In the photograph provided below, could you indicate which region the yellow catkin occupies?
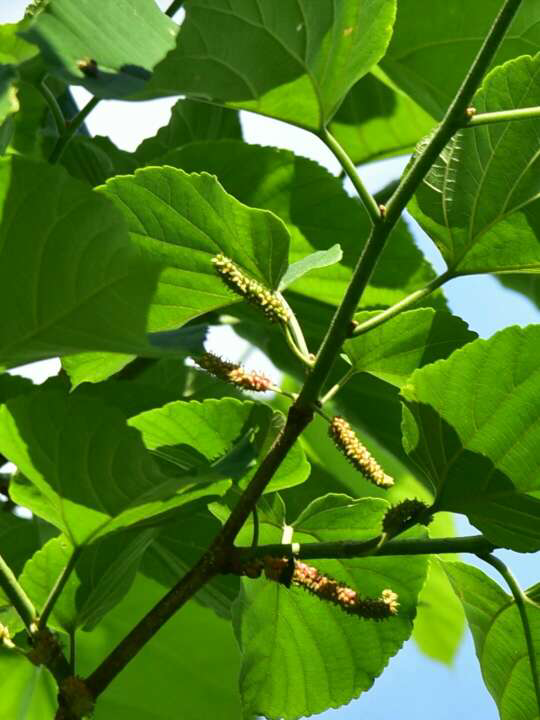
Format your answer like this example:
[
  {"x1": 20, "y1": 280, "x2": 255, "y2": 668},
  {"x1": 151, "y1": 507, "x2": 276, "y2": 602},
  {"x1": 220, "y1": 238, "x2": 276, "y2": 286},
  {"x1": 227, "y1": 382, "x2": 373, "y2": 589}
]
[
  {"x1": 329, "y1": 416, "x2": 393, "y2": 488},
  {"x1": 212, "y1": 254, "x2": 290, "y2": 323},
  {"x1": 195, "y1": 352, "x2": 273, "y2": 392}
]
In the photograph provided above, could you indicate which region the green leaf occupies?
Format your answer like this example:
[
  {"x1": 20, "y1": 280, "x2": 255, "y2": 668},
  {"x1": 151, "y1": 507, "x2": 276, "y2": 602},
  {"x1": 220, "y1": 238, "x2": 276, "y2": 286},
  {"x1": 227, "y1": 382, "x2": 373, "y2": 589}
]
[
  {"x1": 146, "y1": 0, "x2": 397, "y2": 129},
  {"x1": 344, "y1": 308, "x2": 477, "y2": 387},
  {"x1": 77, "y1": 576, "x2": 243, "y2": 720},
  {"x1": 411, "y1": 512, "x2": 464, "y2": 665},
  {"x1": 402, "y1": 325, "x2": 540, "y2": 551},
  {"x1": 62, "y1": 324, "x2": 206, "y2": 387},
  {"x1": 0, "y1": 156, "x2": 160, "y2": 367},
  {"x1": 77, "y1": 358, "x2": 189, "y2": 418},
  {"x1": 0, "y1": 389, "x2": 230, "y2": 545},
  {"x1": 0, "y1": 23, "x2": 38, "y2": 65},
  {"x1": 129, "y1": 398, "x2": 257, "y2": 469},
  {"x1": 101, "y1": 166, "x2": 290, "y2": 332},
  {"x1": 54, "y1": 135, "x2": 116, "y2": 186},
  {"x1": 381, "y1": 0, "x2": 540, "y2": 118},
  {"x1": 278, "y1": 244, "x2": 342, "y2": 291},
  {"x1": 443, "y1": 560, "x2": 540, "y2": 720},
  {"x1": 239, "y1": 408, "x2": 310, "y2": 494},
  {"x1": 157, "y1": 140, "x2": 442, "y2": 310},
  {"x1": 135, "y1": 98, "x2": 241, "y2": 165},
  {"x1": 141, "y1": 502, "x2": 239, "y2": 619},
  {"x1": 0, "y1": 514, "x2": 43, "y2": 606},
  {"x1": 329, "y1": 69, "x2": 434, "y2": 165},
  {"x1": 0, "y1": 650, "x2": 57, "y2": 719},
  {"x1": 497, "y1": 274, "x2": 540, "y2": 310},
  {"x1": 21, "y1": 0, "x2": 178, "y2": 98},
  {"x1": 19, "y1": 529, "x2": 154, "y2": 632},
  {"x1": 410, "y1": 53, "x2": 540, "y2": 275},
  {"x1": 1, "y1": 575, "x2": 243, "y2": 720},
  {"x1": 233, "y1": 495, "x2": 428, "y2": 719},
  {"x1": 0, "y1": 65, "x2": 18, "y2": 124},
  {"x1": 130, "y1": 399, "x2": 308, "y2": 493},
  {"x1": 62, "y1": 353, "x2": 135, "y2": 388}
]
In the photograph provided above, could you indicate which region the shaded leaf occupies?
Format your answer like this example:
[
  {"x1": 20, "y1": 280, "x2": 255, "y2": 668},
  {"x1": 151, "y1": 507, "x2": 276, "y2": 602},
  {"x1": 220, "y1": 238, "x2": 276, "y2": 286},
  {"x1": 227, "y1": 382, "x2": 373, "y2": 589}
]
[
  {"x1": 22, "y1": 0, "x2": 178, "y2": 98},
  {"x1": 0, "y1": 389, "x2": 230, "y2": 545},
  {"x1": 101, "y1": 166, "x2": 290, "y2": 332},
  {"x1": 381, "y1": 0, "x2": 540, "y2": 118},
  {"x1": 130, "y1": 399, "x2": 308, "y2": 494},
  {"x1": 402, "y1": 325, "x2": 540, "y2": 551},
  {"x1": 344, "y1": 308, "x2": 476, "y2": 387},
  {"x1": 19, "y1": 529, "x2": 155, "y2": 632},
  {"x1": 233, "y1": 494, "x2": 428, "y2": 719},
  {"x1": 329, "y1": 69, "x2": 434, "y2": 164},
  {"x1": 77, "y1": 576, "x2": 243, "y2": 720},
  {"x1": 63, "y1": 324, "x2": 206, "y2": 387},
  {"x1": 410, "y1": 53, "x2": 540, "y2": 275},
  {"x1": 135, "y1": 98, "x2": 241, "y2": 164},
  {"x1": 146, "y1": 0, "x2": 397, "y2": 129},
  {"x1": 158, "y1": 140, "x2": 443, "y2": 310},
  {"x1": 0, "y1": 157, "x2": 160, "y2": 367},
  {"x1": 444, "y1": 560, "x2": 540, "y2": 720},
  {"x1": 1, "y1": 576, "x2": 243, "y2": 720},
  {"x1": 412, "y1": 512, "x2": 464, "y2": 665},
  {"x1": 0, "y1": 514, "x2": 42, "y2": 606},
  {"x1": 141, "y1": 501, "x2": 239, "y2": 619},
  {"x1": 77, "y1": 358, "x2": 189, "y2": 418}
]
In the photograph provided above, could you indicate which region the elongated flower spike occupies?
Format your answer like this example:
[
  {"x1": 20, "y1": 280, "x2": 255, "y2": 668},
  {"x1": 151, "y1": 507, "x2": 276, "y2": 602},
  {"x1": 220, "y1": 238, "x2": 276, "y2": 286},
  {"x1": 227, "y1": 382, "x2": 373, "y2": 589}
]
[
  {"x1": 270, "y1": 559, "x2": 399, "y2": 620},
  {"x1": 212, "y1": 254, "x2": 290, "y2": 323},
  {"x1": 329, "y1": 416, "x2": 394, "y2": 488},
  {"x1": 195, "y1": 352, "x2": 274, "y2": 392}
]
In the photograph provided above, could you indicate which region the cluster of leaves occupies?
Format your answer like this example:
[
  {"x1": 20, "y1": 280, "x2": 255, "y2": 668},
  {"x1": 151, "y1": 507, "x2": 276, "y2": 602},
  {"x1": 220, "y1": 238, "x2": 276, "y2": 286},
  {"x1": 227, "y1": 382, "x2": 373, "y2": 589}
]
[{"x1": 1, "y1": 1, "x2": 540, "y2": 719}]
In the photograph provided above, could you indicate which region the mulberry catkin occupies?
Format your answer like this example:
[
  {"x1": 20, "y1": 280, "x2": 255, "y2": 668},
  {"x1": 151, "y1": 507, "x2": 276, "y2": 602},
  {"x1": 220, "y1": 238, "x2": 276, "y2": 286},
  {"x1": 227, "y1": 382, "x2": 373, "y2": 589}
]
[
  {"x1": 382, "y1": 499, "x2": 432, "y2": 536},
  {"x1": 329, "y1": 416, "x2": 393, "y2": 488},
  {"x1": 195, "y1": 352, "x2": 274, "y2": 392},
  {"x1": 212, "y1": 254, "x2": 290, "y2": 323},
  {"x1": 290, "y1": 560, "x2": 399, "y2": 620}
]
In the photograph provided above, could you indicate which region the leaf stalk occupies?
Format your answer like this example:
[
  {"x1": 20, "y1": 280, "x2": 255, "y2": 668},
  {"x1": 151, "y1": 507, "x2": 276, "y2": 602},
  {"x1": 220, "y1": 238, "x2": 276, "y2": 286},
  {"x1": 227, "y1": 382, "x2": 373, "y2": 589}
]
[{"x1": 479, "y1": 553, "x2": 540, "y2": 716}]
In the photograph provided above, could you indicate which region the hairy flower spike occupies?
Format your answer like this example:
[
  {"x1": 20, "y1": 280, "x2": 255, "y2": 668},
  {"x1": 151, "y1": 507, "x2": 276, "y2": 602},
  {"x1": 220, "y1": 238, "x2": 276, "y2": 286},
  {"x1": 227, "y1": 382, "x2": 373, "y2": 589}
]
[
  {"x1": 264, "y1": 556, "x2": 295, "y2": 587},
  {"x1": 291, "y1": 561, "x2": 399, "y2": 620},
  {"x1": 212, "y1": 254, "x2": 290, "y2": 323},
  {"x1": 195, "y1": 352, "x2": 273, "y2": 392},
  {"x1": 329, "y1": 417, "x2": 393, "y2": 488},
  {"x1": 383, "y1": 499, "x2": 433, "y2": 536}
]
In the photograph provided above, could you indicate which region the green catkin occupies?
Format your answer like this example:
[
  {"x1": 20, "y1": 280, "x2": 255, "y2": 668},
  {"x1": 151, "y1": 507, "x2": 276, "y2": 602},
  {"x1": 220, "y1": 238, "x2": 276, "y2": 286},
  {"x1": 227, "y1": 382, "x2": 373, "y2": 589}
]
[
  {"x1": 329, "y1": 416, "x2": 394, "y2": 488},
  {"x1": 382, "y1": 499, "x2": 433, "y2": 536},
  {"x1": 195, "y1": 352, "x2": 274, "y2": 392},
  {"x1": 212, "y1": 254, "x2": 290, "y2": 323}
]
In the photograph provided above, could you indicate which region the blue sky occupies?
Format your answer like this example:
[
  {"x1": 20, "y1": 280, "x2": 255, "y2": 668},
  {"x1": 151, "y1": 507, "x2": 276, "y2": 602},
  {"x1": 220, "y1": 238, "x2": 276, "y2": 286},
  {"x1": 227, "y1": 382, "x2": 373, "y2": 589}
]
[{"x1": 4, "y1": 2, "x2": 540, "y2": 718}]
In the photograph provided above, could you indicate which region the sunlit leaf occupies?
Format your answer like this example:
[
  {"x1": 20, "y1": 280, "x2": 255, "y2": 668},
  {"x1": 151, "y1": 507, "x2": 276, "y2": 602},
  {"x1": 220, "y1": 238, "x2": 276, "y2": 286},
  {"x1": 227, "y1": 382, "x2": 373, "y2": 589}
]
[
  {"x1": 402, "y1": 325, "x2": 540, "y2": 551},
  {"x1": 146, "y1": 0, "x2": 397, "y2": 129}
]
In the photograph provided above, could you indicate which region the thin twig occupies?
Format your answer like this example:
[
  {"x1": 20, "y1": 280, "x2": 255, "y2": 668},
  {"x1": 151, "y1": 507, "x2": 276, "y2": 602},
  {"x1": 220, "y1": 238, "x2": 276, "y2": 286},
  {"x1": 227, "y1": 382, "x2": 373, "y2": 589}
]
[
  {"x1": 0, "y1": 553, "x2": 36, "y2": 631},
  {"x1": 466, "y1": 105, "x2": 540, "y2": 127},
  {"x1": 39, "y1": 546, "x2": 82, "y2": 630},
  {"x1": 232, "y1": 534, "x2": 497, "y2": 563},
  {"x1": 39, "y1": 77, "x2": 66, "y2": 135},
  {"x1": 321, "y1": 128, "x2": 382, "y2": 225},
  {"x1": 479, "y1": 553, "x2": 540, "y2": 716},
  {"x1": 320, "y1": 366, "x2": 357, "y2": 405},
  {"x1": 49, "y1": 96, "x2": 100, "y2": 164},
  {"x1": 351, "y1": 271, "x2": 453, "y2": 337}
]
